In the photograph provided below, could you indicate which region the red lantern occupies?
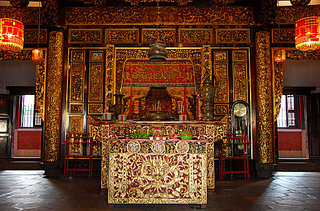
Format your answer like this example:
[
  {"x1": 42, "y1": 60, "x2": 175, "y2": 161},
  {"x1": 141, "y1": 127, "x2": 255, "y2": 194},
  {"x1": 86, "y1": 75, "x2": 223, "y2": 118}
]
[
  {"x1": 274, "y1": 49, "x2": 286, "y2": 63},
  {"x1": 0, "y1": 18, "x2": 24, "y2": 52},
  {"x1": 295, "y1": 16, "x2": 320, "y2": 51},
  {"x1": 32, "y1": 49, "x2": 44, "y2": 63}
]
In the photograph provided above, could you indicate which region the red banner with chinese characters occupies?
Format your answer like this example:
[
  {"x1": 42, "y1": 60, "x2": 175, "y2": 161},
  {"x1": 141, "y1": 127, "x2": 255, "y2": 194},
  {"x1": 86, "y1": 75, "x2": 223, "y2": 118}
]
[{"x1": 123, "y1": 59, "x2": 195, "y2": 87}]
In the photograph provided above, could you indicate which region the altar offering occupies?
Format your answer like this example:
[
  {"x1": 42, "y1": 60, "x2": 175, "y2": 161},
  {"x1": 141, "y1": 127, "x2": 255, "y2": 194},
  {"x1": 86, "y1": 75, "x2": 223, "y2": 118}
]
[
  {"x1": 118, "y1": 114, "x2": 126, "y2": 121},
  {"x1": 179, "y1": 114, "x2": 187, "y2": 121},
  {"x1": 180, "y1": 129, "x2": 193, "y2": 140},
  {"x1": 103, "y1": 112, "x2": 113, "y2": 120}
]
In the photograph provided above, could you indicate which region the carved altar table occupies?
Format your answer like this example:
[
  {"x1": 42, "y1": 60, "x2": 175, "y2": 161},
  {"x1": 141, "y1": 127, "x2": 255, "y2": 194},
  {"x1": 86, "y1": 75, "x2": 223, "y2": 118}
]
[
  {"x1": 108, "y1": 139, "x2": 207, "y2": 205},
  {"x1": 88, "y1": 119, "x2": 227, "y2": 193}
]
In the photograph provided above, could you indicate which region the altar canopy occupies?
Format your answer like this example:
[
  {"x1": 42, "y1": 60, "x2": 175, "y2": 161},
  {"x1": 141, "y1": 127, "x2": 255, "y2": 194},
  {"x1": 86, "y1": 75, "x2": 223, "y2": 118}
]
[{"x1": 122, "y1": 59, "x2": 195, "y2": 87}]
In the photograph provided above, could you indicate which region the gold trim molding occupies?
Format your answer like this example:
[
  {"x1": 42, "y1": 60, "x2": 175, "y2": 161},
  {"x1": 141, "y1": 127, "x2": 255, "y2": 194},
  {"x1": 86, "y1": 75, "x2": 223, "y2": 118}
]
[{"x1": 66, "y1": 6, "x2": 254, "y2": 26}]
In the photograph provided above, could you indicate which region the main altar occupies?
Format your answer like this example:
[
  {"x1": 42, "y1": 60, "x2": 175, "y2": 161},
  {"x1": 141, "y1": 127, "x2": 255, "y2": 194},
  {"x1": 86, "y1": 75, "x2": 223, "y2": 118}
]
[{"x1": 88, "y1": 119, "x2": 227, "y2": 205}]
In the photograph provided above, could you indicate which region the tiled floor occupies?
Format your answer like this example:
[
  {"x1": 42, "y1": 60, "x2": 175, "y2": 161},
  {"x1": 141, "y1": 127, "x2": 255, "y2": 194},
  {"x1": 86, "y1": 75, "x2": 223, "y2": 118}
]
[{"x1": 0, "y1": 170, "x2": 319, "y2": 210}]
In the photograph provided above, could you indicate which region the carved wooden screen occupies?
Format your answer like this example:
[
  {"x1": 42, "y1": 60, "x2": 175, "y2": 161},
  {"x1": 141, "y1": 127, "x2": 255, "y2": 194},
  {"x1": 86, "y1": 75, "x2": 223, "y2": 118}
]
[{"x1": 212, "y1": 49, "x2": 250, "y2": 116}]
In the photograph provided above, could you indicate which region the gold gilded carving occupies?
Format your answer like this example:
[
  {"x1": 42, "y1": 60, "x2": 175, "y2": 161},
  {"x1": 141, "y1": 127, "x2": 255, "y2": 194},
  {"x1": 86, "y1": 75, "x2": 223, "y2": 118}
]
[
  {"x1": 68, "y1": 29, "x2": 103, "y2": 44},
  {"x1": 175, "y1": 141, "x2": 190, "y2": 153},
  {"x1": 285, "y1": 48, "x2": 320, "y2": 60},
  {"x1": 274, "y1": 62, "x2": 283, "y2": 121},
  {"x1": 232, "y1": 50, "x2": 247, "y2": 62},
  {"x1": 35, "y1": 56, "x2": 46, "y2": 121},
  {"x1": 70, "y1": 63, "x2": 85, "y2": 102},
  {"x1": 115, "y1": 48, "x2": 203, "y2": 93},
  {"x1": 89, "y1": 121, "x2": 226, "y2": 190},
  {"x1": 276, "y1": 6, "x2": 320, "y2": 25},
  {"x1": 123, "y1": 0, "x2": 192, "y2": 6},
  {"x1": 89, "y1": 50, "x2": 103, "y2": 62},
  {"x1": 105, "y1": 45, "x2": 115, "y2": 110},
  {"x1": 88, "y1": 104, "x2": 103, "y2": 115},
  {"x1": 179, "y1": 28, "x2": 213, "y2": 45},
  {"x1": 71, "y1": 50, "x2": 85, "y2": 63},
  {"x1": 142, "y1": 28, "x2": 176, "y2": 44},
  {"x1": 0, "y1": 7, "x2": 44, "y2": 25},
  {"x1": 232, "y1": 50, "x2": 248, "y2": 102},
  {"x1": 255, "y1": 31, "x2": 274, "y2": 164},
  {"x1": 66, "y1": 6, "x2": 254, "y2": 25},
  {"x1": 214, "y1": 104, "x2": 229, "y2": 115},
  {"x1": 106, "y1": 29, "x2": 139, "y2": 45},
  {"x1": 271, "y1": 28, "x2": 295, "y2": 44},
  {"x1": 44, "y1": 31, "x2": 64, "y2": 162},
  {"x1": 214, "y1": 50, "x2": 228, "y2": 62},
  {"x1": 108, "y1": 140, "x2": 207, "y2": 204},
  {"x1": 214, "y1": 51, "x2": 229, "y2": 103},
  {"x1": 24, "y1": 29, "x2": 47, "y2": 44},
  {"x1": 151, "y1": 141, "x2": 166, "y2": 153},
  {"x1": 216, "y1": 29, "x2": 250, "y2": 44},
  {"x1": 89, "y1": 63, "x2": 104, "y2": 102},
  {"x1": 68, "y1": 116, "x2": 84, "y2": 155},
  {"x1": 70, "y1": 103, "x2": 84, "y2": 115},
  {"x1": 127, "y1": 140, "x2": 141, "y2": 153}
]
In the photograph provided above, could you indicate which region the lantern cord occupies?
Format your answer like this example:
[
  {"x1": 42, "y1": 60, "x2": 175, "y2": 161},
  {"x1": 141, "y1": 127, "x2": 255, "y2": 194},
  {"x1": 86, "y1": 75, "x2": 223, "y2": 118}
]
[{"x1": 37, "y1": 1, "x2": 41, "y2": 48}]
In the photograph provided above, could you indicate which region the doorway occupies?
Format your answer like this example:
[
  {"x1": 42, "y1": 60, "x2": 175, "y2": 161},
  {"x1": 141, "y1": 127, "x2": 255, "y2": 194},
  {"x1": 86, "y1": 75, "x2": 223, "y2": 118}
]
[
  {"x1": 276, "y1": 93, "x2": 307, "y2": 159},
  {"x1": 12, "y1": 94, "x2": 42, "y2": 158}
]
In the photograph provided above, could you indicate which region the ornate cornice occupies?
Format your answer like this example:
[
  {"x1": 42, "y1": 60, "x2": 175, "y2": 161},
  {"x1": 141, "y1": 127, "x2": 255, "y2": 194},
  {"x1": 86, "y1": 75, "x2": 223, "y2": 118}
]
[
  {"x1": 276, "y1": 6, "x2": 320, "y2": 25},
  {"x1": 65, "y1": 6, "x2": 254, "y2": 25},
  {"x1": 0, "y1": 7, "x2": 40, "y2": 24}
]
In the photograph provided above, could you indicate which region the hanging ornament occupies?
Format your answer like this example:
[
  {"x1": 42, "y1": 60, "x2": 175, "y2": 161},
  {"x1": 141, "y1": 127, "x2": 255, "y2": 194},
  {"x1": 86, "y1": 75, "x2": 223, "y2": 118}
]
[
  {"x1": 0, "y1": 18, "x2": 24, "y2": 52},
  {"x1": 9, "y1": 0, "x2": 30, "y2": 8},
  {"x1": 274, "y1": 49, "x2": 286, "y2": 63},
  {"x1": 295, "y1": 16, "x2": 320, "y2": 51},
  {"x1": 290, "y1": 0, "x2": 311, "y2": 6},
  {"x1": 32, "y1": 49, "x2": 44, "y2": 63}
]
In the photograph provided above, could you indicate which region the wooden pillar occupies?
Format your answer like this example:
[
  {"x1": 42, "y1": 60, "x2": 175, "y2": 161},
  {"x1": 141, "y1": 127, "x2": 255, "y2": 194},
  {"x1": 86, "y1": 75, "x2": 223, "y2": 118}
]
[
  {"x1": 43, "y1": 30, "x2": 64, "y2": 165},
  {"x1": 255, "y1": 31, "x2": 274, "y2": 176}
]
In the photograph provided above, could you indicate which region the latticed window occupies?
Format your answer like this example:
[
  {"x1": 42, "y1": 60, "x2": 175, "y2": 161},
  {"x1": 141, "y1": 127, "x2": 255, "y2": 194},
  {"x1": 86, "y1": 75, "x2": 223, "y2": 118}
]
[
  {"x1": 277, "y1": 94, "x2": 300, "y2": 128},
  {"x1": 19, "y1": 95, "x2": 42, "y2": 128}
]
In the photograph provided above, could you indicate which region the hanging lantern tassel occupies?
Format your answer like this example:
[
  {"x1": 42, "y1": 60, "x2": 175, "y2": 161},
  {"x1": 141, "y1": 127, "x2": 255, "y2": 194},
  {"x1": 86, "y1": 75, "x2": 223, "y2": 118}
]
[
  {"x1": 295, "y1": 16, "x2": 320, "y2": 51},
  {"x1": 274, "y1": 49, "x2": 286, "y2": 63},
  {"x1": 32, "y1": 49, "x2": 44, "y2": 63}
]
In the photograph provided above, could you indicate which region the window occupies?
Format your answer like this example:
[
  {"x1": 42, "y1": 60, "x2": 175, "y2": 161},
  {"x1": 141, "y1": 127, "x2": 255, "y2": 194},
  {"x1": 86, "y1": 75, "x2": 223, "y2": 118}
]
[
  {"x1": 19, "y1": 95, "x2": 42, "y2": 128},
  {"x1": 277, "y1": 94, "x2": 300, "y2": 128}
]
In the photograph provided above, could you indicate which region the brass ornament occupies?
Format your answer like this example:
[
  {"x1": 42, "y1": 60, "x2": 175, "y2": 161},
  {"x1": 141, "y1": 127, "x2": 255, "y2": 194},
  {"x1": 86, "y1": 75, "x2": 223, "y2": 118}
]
[
  {"x1": 44, "y1": 31, "x2": 64, "y2": 162},
  {"x1": 255, "y1": 31, "x2": 274, "y2": 164}
]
